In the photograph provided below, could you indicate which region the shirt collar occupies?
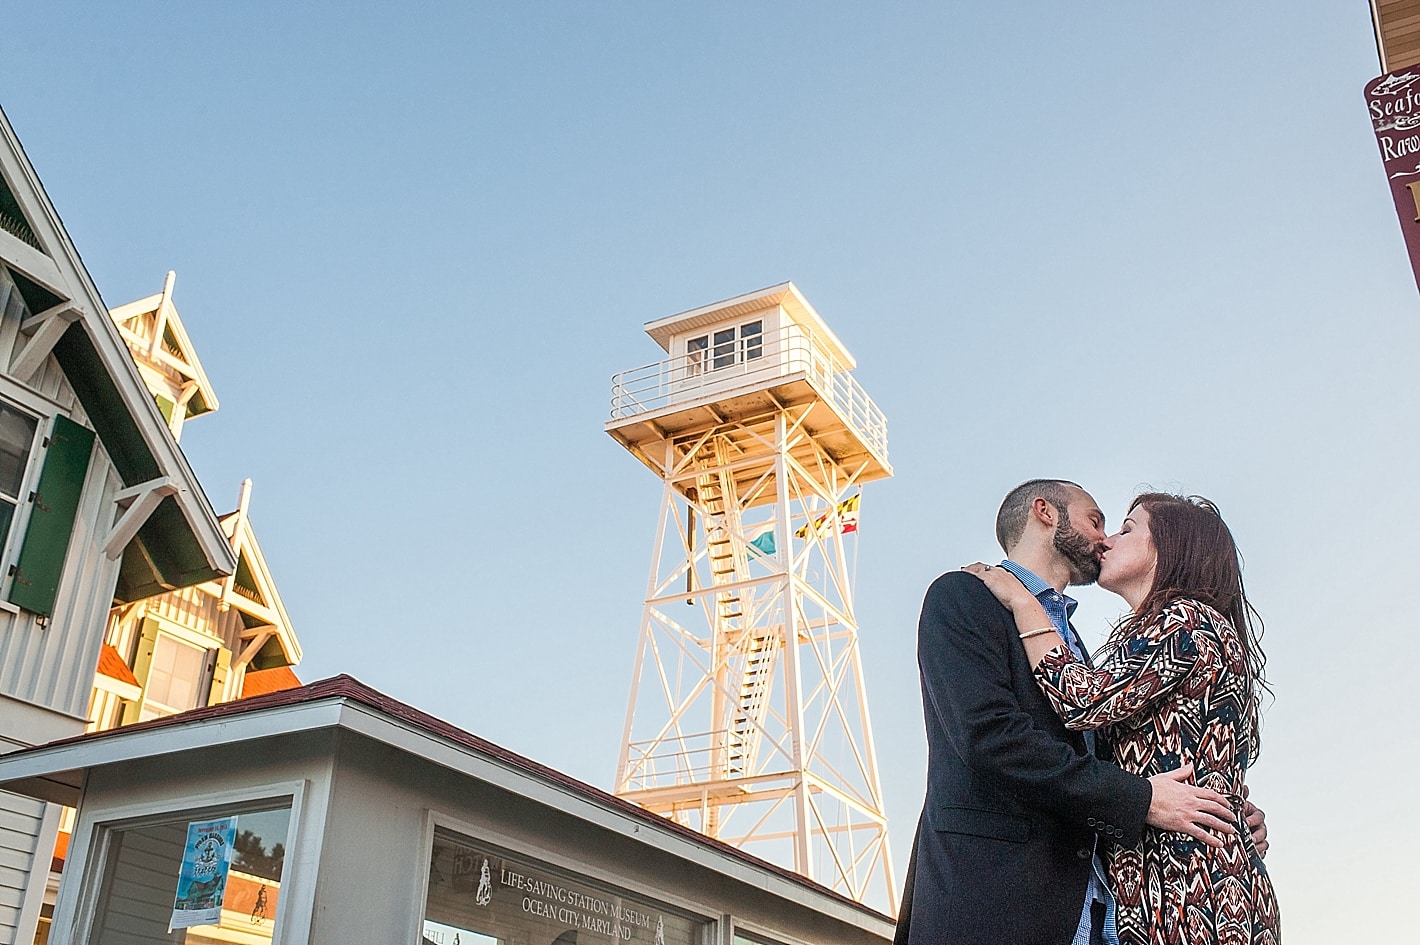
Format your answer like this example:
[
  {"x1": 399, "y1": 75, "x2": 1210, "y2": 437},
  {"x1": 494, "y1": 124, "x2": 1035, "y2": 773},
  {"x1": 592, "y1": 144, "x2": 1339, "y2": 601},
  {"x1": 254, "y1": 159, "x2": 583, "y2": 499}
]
[{"x1": 999, "y1": 559, "x2": 1078, "y2": 616}]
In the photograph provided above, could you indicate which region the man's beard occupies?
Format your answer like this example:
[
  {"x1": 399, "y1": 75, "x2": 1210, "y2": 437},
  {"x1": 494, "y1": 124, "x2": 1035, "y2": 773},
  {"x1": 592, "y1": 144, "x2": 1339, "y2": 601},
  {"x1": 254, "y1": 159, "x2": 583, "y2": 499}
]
[{"x1": 1054, "y1": 514, "x2": 1103, "y2": 586}]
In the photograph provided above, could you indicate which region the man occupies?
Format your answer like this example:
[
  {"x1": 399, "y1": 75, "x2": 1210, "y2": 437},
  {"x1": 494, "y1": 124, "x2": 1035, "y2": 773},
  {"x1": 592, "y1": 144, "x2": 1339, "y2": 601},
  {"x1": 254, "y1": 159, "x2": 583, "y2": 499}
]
[{"x1": 895, "y1": 479, "x2": 1261, "y2": 945}]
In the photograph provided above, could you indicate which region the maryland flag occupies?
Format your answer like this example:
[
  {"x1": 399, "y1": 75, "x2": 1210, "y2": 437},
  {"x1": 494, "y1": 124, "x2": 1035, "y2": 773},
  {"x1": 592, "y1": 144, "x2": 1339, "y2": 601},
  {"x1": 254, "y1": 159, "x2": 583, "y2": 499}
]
[{"x1": 795, "y1": 494, "x2": 860, "y2": 539}]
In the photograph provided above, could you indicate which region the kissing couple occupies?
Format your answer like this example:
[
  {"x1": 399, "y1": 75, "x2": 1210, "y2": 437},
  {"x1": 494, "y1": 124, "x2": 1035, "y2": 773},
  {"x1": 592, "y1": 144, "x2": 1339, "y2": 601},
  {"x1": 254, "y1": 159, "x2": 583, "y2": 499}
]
[{"x1": 895, "y1": 480, "x2": 1280, "y2": 945}]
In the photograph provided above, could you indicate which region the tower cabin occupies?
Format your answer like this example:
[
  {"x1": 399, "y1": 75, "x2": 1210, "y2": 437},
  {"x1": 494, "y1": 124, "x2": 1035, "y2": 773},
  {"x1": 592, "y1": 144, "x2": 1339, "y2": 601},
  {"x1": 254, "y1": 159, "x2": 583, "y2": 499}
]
[{"x1": 607, "y1": 282, "x2": 890, "y2": 504}]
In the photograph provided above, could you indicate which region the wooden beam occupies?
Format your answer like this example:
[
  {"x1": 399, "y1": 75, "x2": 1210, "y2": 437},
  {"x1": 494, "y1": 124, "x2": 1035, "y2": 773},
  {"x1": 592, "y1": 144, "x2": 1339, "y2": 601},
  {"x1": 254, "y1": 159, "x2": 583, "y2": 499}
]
[
  {"x1": 9, "y1": 303, "x2": 79, "y2": 381},
  {"x1": 0, "y1": 233, "x2": 66, "y2": 298},
  {"x1": 233, "y1": 628, "x2": 275, "y2": 669},
  {"x1": 103, "y1": 477, "x2": 180, "y2": 559}
]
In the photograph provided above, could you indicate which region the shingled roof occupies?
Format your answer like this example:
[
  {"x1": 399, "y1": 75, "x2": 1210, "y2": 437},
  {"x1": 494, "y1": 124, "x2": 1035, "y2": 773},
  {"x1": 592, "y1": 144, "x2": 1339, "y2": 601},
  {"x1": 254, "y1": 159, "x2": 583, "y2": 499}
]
[{"x1": 0, "y1": 673, "x2": 893, "y2": 925}]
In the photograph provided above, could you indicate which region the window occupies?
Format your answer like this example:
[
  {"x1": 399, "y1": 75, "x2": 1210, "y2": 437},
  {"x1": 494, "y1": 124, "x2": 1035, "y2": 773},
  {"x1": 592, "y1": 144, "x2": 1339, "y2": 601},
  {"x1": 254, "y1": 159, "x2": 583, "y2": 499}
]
[
  {"x1": 741, "y1": 320, "x2": 763, "y2": 361},
  {"x1": 685, "y1": 335, "x2": 708, "y2": 376},
  {"x1": 423, "y1": 828, "x2": 703, "y2": 945},
  {"x1": 0, "y1": 400, "x2": 37, "y2": 554},
  {"x1": 686, "y1": 320, "x2": 765, "y2": 376},
  {"x1": 140, "y1": 634, "x2": 209, "y2": 721},
  {"x1": 3, "y1": 409, "x2": 96, "y2": 616},
  {"x1": 86, "y1": 802, "x2": 292, "y2": 944}
]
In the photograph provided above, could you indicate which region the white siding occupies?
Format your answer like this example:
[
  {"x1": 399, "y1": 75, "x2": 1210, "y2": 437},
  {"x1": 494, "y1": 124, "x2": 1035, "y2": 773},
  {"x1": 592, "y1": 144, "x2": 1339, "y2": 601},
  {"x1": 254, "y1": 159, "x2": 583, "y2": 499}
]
[
  {"x1": 0, "y1": 793, "x2": 56, "y2": 945},
  {"x1": 0, "y1": 264, "x2": 134, "y2": 945},
  {"x1": 0, "y1": 270, "x2": 126, "y2": 725},
  {"x1": 0, "y1": 452, "x2": 124, "y2": 721}
]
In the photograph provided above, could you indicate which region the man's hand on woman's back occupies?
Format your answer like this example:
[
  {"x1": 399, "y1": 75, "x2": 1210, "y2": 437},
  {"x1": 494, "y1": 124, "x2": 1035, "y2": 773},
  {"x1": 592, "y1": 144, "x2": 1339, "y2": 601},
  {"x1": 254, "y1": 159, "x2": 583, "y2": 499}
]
[{"x1": 1144, "y1": 763, "x2": 1237, "y2": 847}]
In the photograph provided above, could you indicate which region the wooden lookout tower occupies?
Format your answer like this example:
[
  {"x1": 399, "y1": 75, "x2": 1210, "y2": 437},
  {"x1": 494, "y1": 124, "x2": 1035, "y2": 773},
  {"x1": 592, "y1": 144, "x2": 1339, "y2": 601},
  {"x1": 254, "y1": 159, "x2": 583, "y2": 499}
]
[{"x1": 606, "y1": 283, "x2": 896, "y2": 909}]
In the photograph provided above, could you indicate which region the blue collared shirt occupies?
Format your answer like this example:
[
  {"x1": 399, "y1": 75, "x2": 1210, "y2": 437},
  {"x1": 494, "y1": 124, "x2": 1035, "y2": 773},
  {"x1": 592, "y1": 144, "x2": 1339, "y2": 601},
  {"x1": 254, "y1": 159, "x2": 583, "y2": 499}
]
[{"x1": 998, "y1": 560, "x2": 1117, "y2": 945}]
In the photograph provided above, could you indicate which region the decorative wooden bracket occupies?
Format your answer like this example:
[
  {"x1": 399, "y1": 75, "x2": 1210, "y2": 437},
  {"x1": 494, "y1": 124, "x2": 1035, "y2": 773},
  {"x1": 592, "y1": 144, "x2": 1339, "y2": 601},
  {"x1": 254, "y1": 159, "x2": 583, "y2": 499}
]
[
  {"x1": 10, "y1": 303, "x2": 80, "y2": 382},
  {"x1": 103, "y1": 476, "x2": 179, "y2": 560},
  {"x1": 234, "y1": 627, "x2": 275, "y2": 669}
]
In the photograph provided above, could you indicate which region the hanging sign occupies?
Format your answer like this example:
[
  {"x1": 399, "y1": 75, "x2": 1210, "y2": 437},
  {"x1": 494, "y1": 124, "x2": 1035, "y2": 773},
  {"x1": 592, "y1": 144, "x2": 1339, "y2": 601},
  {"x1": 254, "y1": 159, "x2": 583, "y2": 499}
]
[
  {"x1": 1366, "y1": 68, "x2": 1420, "y2": 293},
  {"x1": 169, "y1": 816, "x2": 238, "y2": 930}
]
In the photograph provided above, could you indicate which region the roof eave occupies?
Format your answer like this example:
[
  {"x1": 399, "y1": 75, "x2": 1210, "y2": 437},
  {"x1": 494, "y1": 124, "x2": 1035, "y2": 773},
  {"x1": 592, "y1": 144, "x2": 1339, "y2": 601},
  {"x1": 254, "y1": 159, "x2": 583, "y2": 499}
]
[
  {"x1": 642, "y1": 281, "x2": 857, "y2": 369},
  {"x1": 0, "y1": 104, "x2": 235, "y2": 593}
]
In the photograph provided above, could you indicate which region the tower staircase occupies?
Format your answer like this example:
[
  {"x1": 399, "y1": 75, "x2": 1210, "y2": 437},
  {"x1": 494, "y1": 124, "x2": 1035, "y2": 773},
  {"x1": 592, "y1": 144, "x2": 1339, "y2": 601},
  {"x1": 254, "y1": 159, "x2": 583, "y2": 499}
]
[{"x1": 688, "y1": 435, "x2": 781, "y2": 781}]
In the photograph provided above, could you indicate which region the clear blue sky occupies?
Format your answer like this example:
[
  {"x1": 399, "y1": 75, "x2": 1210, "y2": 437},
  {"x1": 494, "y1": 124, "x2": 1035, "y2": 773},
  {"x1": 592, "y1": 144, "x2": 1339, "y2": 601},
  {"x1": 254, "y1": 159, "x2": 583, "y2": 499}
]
[{"x1": 3, "y1": 3, "x2": 1413, "y2": 939}]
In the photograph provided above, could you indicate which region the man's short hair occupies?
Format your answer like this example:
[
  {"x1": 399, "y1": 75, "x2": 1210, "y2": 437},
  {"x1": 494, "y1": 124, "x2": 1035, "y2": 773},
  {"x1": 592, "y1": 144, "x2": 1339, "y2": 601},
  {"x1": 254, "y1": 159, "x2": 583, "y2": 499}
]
[{"x1": 995, "y1": 479, "x2": 1082, "y2": 553}]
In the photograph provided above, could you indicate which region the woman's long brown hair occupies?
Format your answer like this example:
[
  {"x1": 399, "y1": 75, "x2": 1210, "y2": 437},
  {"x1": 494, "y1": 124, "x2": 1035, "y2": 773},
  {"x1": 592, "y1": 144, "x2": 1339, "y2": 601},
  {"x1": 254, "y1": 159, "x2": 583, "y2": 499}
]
[{"x1": 1117, "y1": 493, "x2": 1270, "y2": 756}]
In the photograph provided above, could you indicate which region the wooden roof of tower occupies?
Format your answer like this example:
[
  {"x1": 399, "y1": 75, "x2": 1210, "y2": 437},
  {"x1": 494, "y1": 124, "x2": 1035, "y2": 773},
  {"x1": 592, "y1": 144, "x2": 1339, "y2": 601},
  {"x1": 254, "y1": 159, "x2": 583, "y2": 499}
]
[
  {"x1": 0, "y1": 103, "x2": 235, "y2": 599},
  {"x1": 607, "y1": 282, "x2": 890, "y2": 502},
  {"x1": 1372, "y1": 0, "x2": 1420, "y2": 71},
  {"x1": 110, "y1": 271, "x2": 219, "y2": 430},
  {"x1": 643, "y1": 281, "x2": 856, "y2": 367}
]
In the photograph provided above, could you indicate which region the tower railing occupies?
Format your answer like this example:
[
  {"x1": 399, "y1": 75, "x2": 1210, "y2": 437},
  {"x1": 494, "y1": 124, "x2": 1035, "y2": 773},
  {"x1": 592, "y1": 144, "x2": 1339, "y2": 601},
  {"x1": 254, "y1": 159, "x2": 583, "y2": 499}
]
[{"x1": 609, "y1": 325, "x2": 889, "y2": 461}]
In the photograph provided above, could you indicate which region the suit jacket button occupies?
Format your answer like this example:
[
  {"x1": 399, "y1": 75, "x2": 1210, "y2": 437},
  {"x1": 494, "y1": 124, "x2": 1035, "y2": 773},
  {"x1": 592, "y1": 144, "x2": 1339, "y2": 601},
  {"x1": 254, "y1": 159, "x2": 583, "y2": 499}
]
[
  {"x1": 1087, "y1": 817, "x2": 1098, "y2": 827},
  {"x1": 1076, "y1": 847, "x2": 1092, "y2": 860}
]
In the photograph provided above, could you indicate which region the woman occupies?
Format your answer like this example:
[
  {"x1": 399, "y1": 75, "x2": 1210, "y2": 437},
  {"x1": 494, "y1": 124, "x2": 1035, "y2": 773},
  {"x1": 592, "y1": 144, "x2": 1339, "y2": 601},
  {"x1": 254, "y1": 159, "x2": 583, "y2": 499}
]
[{"x1": 969, "y1": 493, "x2": 1279, "y2": 945}]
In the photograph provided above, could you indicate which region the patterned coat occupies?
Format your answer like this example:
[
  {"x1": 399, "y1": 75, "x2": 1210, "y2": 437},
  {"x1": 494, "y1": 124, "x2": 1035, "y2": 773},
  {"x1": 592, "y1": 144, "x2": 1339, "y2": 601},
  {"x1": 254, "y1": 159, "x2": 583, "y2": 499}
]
[{"x1": 1034, "y1": 598, "x2": 1281, "y2": 945}]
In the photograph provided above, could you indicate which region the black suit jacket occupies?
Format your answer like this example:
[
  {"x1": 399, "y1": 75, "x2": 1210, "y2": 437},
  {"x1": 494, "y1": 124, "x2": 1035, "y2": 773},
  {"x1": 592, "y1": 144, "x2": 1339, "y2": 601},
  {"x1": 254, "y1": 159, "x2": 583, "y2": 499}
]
[{"x1": 895, "y1": 572, "x2": 1151, "y2": 945}]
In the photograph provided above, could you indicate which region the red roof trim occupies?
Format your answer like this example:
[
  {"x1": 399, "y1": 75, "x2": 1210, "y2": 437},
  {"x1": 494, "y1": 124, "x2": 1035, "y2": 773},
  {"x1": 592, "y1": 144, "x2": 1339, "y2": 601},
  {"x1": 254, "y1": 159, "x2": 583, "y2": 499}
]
[
  {"x1": 14, "y1": 674, "x2": 890, "y2": 921},
  {"x1": 96, "y1": 644, "x2": 140, "y2": 687},
  {"x1": 240, "y1": 666, "x2": 301, "y2": 699}
]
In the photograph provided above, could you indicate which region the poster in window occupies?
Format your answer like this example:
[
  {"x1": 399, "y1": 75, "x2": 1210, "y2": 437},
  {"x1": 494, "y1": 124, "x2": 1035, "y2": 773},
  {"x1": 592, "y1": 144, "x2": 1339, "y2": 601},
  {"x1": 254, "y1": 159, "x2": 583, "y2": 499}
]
[{"x1": 169, "y1": 816, "x2": 238, "y2": 930}]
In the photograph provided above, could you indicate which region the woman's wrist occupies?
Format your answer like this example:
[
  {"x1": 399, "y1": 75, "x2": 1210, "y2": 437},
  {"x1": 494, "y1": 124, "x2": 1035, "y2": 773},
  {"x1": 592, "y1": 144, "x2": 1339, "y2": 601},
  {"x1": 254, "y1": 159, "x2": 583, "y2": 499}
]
[
  {"x1": 1019, "y1": 626, "x2": 1057, "y2": 640},
  {"x1": 1010, "y1": 595, "x2": 1046, "y2": 618}
]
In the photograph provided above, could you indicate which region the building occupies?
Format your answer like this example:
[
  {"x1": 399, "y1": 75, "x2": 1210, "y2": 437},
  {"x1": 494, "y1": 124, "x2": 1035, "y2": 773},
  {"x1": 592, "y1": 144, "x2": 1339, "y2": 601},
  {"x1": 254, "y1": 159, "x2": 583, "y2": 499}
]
[
  {"x1": 95, "y1": 273, "x2": 302, "y2": 732},
  {"x1": 0, "y1": 104, "x2": 237, "y2": 944},
  {"x1": 0, "y1": 676, "x2": 894, "y2": 945},
  {"x1": 1371, "y1": 1, "x2": 1420, "y2": 71},
  {"x1": 37, "y1": 275, "x2": 305, "y2": 942}
]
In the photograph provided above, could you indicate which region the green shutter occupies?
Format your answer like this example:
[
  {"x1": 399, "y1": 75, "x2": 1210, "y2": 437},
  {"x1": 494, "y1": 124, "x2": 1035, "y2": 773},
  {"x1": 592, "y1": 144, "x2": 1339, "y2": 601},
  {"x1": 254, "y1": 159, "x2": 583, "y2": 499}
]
[
  {"x1": 207, "y1": 645, "x2": 232, "y2": 706},
  {"x1": 121, "y1": 618, "x2": 161, "y2": 724},
  {"x1": 8, "y1": 415, "x2": 95, "y2": 616},
  {"x1": 154, "y1": 395, "x2": 174, "y2": 423}
]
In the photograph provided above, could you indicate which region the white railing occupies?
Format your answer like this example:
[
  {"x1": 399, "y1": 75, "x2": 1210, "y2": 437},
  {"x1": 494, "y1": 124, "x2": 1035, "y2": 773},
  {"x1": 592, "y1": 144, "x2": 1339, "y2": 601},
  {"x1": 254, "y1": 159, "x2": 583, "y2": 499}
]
[{"x1": 609, "y1": 324, "x2": 889, "y2": 460}]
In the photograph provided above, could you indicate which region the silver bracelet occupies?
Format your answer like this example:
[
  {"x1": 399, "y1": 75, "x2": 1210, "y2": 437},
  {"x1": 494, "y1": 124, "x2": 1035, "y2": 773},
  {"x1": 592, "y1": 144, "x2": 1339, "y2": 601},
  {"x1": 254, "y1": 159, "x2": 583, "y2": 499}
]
[{"x1": 1018, "y1": 626, "x2": 1057, "y2": 640}]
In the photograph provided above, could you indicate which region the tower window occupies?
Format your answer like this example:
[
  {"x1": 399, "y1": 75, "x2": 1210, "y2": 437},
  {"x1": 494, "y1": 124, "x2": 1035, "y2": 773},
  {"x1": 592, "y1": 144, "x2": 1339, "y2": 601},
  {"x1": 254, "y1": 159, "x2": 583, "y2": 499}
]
[
  {"x1": 686, "y1": 335, "x2": 708, "y2": 376},
  {"x1": 686, "y1": 320, "x2": 765, "y2": 376}
]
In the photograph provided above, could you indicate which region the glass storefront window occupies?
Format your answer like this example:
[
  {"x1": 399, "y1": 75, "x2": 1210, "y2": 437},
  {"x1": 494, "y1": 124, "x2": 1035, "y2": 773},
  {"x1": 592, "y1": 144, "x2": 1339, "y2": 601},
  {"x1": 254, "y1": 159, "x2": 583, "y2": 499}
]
[
  {"x1": 424, "y1": 828, "x2": 703, "y2": 945},
  {"x1": 86, "y1": 803, "x2": 292, "y2": 944}
]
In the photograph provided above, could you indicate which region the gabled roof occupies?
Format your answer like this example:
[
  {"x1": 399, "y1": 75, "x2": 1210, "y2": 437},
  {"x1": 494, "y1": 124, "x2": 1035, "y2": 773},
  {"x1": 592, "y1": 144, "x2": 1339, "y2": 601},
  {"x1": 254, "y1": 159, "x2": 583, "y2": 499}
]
[
  {"x1": 0, "y1": 103, "x2": 235, "y2": 600},
  {"x1": 216, "y1": 479, "x2": 301, "y2": 666},
  {"x1": 0, "y1": 675, "x2": 892, "y2": 933},
  {"x1": 110, "y1": 272, "x2": 219, "y2": 420}
]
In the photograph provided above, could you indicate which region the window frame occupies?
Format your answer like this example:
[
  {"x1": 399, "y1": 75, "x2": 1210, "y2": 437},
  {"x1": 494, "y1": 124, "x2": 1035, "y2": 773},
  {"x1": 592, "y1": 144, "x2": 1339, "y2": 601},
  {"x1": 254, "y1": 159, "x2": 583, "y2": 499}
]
[
  {"x1": 683, "y1": 320, "x2": 768, "y2": 378},
  {"x1": 131, "y1": 613, "x2": 221, "y2": 721},
  {"x1": 0, "y1": 378, "x2": 63, "y2": 600},
  {"x1": 138, "y1": 632, "x2": 212, "y2": 720},
  {"x1": 0, "y1": 397, "x2": 41, "y2": 566},
  {"x1": 55, "y1": 779, "x2": 310, "y2": 945}
]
